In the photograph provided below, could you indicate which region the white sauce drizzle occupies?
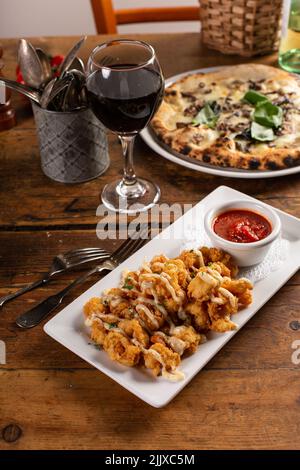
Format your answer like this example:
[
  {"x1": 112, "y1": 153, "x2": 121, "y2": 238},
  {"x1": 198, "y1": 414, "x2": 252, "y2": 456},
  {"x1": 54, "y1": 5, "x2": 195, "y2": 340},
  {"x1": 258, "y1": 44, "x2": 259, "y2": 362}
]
[
  {"x1": 193, "y1": 249, "x2": 205, "y2": 267},
  {"x1": 155, "y1": 331, "x2": 187, "y2": 356},
  {"x1": 136, "y1": 304, "x2": 160, "y2": 330},
  {"x1": 141, "y1": 273, "x2": 184, "y2": 304},
  {"x1": 197, "y1": 271, "x2": 219, "y2": 286},
  {"x1": 218, "y1": 287, "x2": 237, "y2": 308}
]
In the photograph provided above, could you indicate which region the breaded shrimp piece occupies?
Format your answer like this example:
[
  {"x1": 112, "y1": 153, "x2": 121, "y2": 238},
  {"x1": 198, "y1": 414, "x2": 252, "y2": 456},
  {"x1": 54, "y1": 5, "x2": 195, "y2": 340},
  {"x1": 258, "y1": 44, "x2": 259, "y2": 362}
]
[
  {"x1": 134, "y1": 303, "x2": 165, "y2": 331},
  {"x1": 84, "y1": 297, "x2": 106, "y2": 318},
  {"x1": 172, "y1": 325, "x2": 206, "y2": 355},
  {"x1": 207, "y1": 301, "x2": 237, "y2": 332},
  {"x1": 221, "y1": 278, "x2": 253, "y2": 307},
  {"x1": 139, "y1": 272, "x2": 185, "y2": 314},
  {"x1": 90, "y1": 321, "x2": 107, "y2": 346},
  {"x1": 118, "y1": 319, "x2": 149, "y2": 347},
  {"x1": 103, "y1": 331, "x2": 141, "y2": 367},
  {"x1": 150, "y1": 333, "x2": 167, "y2": 347},
  {"x1": 209, "y1": 262, "x2": 231, "y2": 278},
  {"x1": 150, "y1": 254, "x2": 169, "y2": 273},
  {"x1": 185, "y1": 301, "x2": 211, "y2": 331},
  {"x1": 144, "y1": 342, "x2": 180, "y2": 377},
  {"x1": 163, "y1": 259, "x2": 189, "y2": 288},
  {"x1": 103, "y1": 288, "x2": 133, "y2": 317},
  {"x1": 200, "y1": 247, "x2": 238, "y2": 277},
  {"x1": 210, "y1": 317, "x2": 237, "y2": 332},
  {"x1": 188, "y1": 267, "x2": 222, "y2": 300},
  {"x1": 179, "y1": 249, "x2": 205, "y2": 270}
]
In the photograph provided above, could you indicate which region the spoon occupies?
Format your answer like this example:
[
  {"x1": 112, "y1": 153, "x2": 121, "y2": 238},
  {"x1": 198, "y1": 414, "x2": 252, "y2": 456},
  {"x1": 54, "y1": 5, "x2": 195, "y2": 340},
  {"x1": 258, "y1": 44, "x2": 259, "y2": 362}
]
[
  {"x1": 62, "y1": 69, "x2": 87, "y2": 111},
  {"x1": 46, "y1": 77, "x2": 71, "y2": 110},
  {"x1": 0, "y1": 77, "x2": 40, "y2": 104},
  {"x1": 18, "y1": 39, "x2": 45, "y2": 89},
  {"x1": 69, "y1": 57, "x2": 85, "y2": 74},
  {"x1": 40, "y1": 77, "x2": 57, "y2": 109},
  {"x1": 36, "y1": 48, "x2": 52, "y2": 84},
  {"x1": 58, "y1": 36, "x2": 87, "y2": 77}
]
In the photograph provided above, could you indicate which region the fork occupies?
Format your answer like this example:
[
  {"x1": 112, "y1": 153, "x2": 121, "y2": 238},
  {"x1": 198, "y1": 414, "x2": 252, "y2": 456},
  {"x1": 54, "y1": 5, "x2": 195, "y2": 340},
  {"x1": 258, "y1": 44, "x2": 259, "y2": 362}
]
[
  {"x1": 16, "y1": 225, "x2": 151, "y2": 329},
  {"x1": 0, "y1": 247, "x2": 110, "y2": 308}
]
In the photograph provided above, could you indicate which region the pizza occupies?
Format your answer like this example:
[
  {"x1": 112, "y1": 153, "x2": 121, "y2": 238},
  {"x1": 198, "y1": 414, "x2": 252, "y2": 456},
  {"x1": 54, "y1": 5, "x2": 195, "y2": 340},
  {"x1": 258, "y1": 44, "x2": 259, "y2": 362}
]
[{"x1": 151, "y1": 64, "x2": 300, "y2": 171}]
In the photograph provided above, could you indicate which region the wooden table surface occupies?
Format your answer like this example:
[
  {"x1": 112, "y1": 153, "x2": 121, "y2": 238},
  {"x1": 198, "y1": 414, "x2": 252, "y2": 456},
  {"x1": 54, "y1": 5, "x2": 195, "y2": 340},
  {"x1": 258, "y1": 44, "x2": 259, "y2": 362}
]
[{"x1": 0, "y1": 33, "x2": 300, "y2": 450}]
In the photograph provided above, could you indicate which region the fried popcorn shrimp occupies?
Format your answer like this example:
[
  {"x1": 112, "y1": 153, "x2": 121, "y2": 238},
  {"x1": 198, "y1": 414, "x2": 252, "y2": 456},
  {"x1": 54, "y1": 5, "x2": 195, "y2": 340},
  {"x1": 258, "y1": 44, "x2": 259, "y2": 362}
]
[
  {"x1": 150, "y1": 254, "x2": 169, "y2": 272},
  {"x1": 144, "y1": 342, "x2": 180, "y2": 377},
  {"x1": 172, "y1": 325, "x2": 205, "y2": 355},
  {"x1": 103, "y1": 288, "x2": 133, "y2": 318},
  {"x1": 139, "y1": 271, "x2": 185, "y2": 314},
  {"x1": 84, "y1": 245, "x2": 253, "y2": 381},
  {"x1": 103, "y1": 331, "x2": 141, "y2": 367},
  {"x1": 84, "y1": 297, "x2": 106, "y2": 318},
  {"x1": 118, "y1": 319, "x2": 149, "y2": 348},
  {"x1": 185, "y1": 301, "x2": 211, "y2": 332},
  {"x1": 188, "y1": 267, "x2": 222, "y2": 300},
  {"x1": 209, "y1": 262, "x2": 231, "y2": 277},
  {"x1": 221, "y1": 278, "x2": 253, "y2": 307},
  {"x1": 150, "y1": 333, "x2": 167, "y2": 346},
  {"x1": 207, "y1": 301, "x2": 237, "y2": 332},
  {"x1": 134, "y1": 303, "x2": 165, "y2": 331},
  {"x1": 179, "y1": 249, "x2": 205, "y2": 270},
  {"x1": 90, "y1": 321, "x2": 106, "y2": 346},
  {"x1": 200, "y1": 247, "x2": 238, "y2": 277}
]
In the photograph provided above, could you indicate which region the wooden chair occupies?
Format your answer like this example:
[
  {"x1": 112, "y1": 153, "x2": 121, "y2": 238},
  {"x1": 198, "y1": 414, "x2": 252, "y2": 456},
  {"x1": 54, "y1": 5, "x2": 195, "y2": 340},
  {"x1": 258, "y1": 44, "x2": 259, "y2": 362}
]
[{"x1": 91, "y1": 0, "x2": 201, "y2": 34}]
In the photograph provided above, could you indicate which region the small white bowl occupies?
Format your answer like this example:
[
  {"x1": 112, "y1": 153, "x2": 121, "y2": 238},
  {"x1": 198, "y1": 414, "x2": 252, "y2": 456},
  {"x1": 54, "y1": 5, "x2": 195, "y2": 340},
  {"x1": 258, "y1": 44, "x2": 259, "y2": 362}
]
[{"x1": 204, "y1": 200, "x2": 281, "y2": 267}]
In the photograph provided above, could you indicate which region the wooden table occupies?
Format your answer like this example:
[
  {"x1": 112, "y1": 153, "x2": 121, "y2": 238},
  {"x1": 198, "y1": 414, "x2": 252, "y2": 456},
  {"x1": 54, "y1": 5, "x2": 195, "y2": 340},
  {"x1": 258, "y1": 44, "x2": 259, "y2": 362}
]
[{"x1": 0, "y1": 34, "x2": 299, "y2": 450}]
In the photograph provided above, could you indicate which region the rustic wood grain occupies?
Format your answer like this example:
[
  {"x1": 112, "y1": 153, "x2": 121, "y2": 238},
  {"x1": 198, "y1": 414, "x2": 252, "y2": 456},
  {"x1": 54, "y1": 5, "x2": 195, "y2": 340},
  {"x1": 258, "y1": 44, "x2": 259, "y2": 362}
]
[
  {"x1": 0, "y1": 34, "x2": 299, "y2": 450},
  {"x1": 1, "y1": 369, "x2": 299, "y2": 450}
]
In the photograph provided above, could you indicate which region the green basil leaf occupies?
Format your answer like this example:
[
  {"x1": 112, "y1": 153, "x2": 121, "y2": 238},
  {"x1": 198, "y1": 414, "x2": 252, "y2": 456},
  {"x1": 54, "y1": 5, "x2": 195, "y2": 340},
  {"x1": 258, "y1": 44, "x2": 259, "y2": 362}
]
[
  {"x1": 251, "y1": 122, "x2": 275, "y2": 141},
  {"x1": 192, "y1": 103, "x2": 218, "y2": 128},
  {"x1": 243, "y1": 90, "x2": 268, "y2": 105},
  {"x1": 253, "y1": 101, "x2": 283, "y2": 128}
]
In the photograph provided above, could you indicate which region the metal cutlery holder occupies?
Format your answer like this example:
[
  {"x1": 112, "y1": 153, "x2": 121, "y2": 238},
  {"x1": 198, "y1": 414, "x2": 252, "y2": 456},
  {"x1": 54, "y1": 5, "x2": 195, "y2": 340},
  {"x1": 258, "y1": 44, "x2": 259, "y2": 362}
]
[{"x1": 32, "y1": 102, "x2": 109, "y2": 183}]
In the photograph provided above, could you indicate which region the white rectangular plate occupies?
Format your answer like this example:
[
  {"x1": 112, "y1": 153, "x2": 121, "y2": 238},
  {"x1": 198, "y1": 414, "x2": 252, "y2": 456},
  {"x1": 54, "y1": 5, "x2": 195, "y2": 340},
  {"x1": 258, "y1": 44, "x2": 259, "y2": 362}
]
[{"x1": 44, "y1": 186, "x2": 300, "y2": 407}]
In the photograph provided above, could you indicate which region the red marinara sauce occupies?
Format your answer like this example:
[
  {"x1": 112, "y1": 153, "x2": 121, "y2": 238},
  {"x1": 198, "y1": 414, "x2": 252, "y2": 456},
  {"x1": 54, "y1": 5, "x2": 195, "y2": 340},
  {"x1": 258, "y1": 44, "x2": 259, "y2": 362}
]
[{"x1": 213, "y1": 209, "x2": 272, "y2": 243}]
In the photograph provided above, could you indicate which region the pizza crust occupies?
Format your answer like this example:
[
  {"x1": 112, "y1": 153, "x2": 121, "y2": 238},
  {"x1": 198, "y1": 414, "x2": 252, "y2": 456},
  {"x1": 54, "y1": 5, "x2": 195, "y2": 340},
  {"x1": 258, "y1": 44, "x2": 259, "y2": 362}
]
[{"x1": 151, "y1": 64, "x2": 300, "y2": 171}]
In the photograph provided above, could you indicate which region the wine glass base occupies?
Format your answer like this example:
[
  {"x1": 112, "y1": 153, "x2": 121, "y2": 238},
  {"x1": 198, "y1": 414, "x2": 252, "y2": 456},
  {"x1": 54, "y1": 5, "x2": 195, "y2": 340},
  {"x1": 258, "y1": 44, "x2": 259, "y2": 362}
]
[{"x1": 101, "y1": 178, "x2": 160, "y2": 214}]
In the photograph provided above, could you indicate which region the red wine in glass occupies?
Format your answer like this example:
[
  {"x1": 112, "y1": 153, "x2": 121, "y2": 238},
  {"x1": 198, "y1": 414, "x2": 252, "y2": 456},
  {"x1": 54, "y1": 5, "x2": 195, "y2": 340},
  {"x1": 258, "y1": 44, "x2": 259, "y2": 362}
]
[
  {"x1": 87, "y1": 67, "x2": 164, "y2": 134},
  {"x1": 87, "y1": 39, "x2": 164, "y2": 214}
]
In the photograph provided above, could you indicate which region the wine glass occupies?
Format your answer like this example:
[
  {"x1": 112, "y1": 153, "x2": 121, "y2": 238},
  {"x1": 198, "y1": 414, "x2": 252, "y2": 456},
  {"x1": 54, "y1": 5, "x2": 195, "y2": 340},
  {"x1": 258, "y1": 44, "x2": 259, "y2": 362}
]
[{"x1": 87, "y1": 39, "x2": 164, "y2": 214}]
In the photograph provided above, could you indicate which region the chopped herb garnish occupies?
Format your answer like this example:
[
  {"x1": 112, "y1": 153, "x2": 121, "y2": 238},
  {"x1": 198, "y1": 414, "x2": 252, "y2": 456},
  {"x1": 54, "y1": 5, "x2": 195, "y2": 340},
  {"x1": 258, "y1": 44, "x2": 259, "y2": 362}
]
[
  {"x1": 243, "y1": 90, "x2": 268, "y2": 105},
  {"x1": 253, "y1": 101, "x2": 283, "y2": 129},
  {"x1": 123, "y1": 283, "x2": 134, "y2": 290},
  {"x1": 207, "y1": 262, "x2": 213, "y2": 266},
  {"x1": 123, "y1": 277, "x2": 134, "y2": 290},
  {"x1": 251, "y1": 122, "x2": 274, "y2": 142},
  {"x1": 192, "y1": 103, "x2": 218, "y2": 128},
  {"x1": 108, "y1": 323, "x2": 117, "y2": 329},
  {"x1": 190, "y1": 272, "x2": 196, "y2": 278}
]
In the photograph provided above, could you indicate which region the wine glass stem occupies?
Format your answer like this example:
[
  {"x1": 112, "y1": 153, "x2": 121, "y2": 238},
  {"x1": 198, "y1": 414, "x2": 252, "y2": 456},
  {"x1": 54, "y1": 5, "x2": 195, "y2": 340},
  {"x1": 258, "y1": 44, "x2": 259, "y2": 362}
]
[{"x1": 120, "y1": 135, "x2": 137, "y2": 186}]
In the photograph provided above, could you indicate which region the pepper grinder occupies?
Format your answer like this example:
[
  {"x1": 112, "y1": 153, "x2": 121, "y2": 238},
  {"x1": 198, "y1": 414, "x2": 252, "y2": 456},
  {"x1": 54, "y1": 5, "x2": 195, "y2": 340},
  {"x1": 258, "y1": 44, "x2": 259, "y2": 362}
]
[{"x1": 0, "y1": 45, "x2": 16, "y2": 131}]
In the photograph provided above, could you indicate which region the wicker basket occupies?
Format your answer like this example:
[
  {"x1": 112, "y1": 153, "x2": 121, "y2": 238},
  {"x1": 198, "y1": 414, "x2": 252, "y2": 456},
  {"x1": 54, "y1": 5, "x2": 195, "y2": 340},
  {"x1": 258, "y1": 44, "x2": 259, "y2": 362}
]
[{"x1": 201, "y1": 0, "x2": 283, "y2": 57}]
